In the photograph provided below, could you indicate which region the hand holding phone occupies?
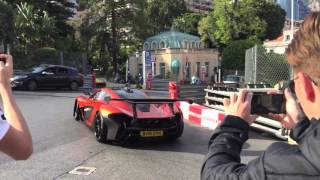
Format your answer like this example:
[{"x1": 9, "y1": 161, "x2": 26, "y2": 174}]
[
  {"x1": 268, "y1": 89, "x2": 301, "y2": 130},
  {"x1": 223, "y1": 90, "x2": 258, "y2": 125}
]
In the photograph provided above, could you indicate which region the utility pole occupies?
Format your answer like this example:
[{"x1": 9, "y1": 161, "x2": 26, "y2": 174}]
[{"x1": 291, "y1": 0, "x2": 294, "y2": 41}]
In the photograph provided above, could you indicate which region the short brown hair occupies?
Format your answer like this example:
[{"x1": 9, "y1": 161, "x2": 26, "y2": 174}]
[{"x1": 286, "y1": 12, "x2": 320, "y2": 84}]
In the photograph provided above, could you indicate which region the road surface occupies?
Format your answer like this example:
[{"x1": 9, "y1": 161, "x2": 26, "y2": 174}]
[{"x1": 0, "y1": 91, "x2": 279, "y2": 179}]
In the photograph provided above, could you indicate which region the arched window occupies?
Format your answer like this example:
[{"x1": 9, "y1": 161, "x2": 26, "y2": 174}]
[
  {"x1": 151, "y1": 41, "x2": 158, "y2": 50},
  {"x1": 191, "y1": 42, "x2": 196, "y2": 49},
  {"x1": 159, "y1": 41, "x2": 166, "y2": 49},
  {"x1": 143, "y1": 42, "x2": 150, "y2": 50}
]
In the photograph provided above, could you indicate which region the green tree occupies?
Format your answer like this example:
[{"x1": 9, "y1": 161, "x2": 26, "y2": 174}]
[
  {"x1": 213, "y1": 0, "x2": 266, "y2": 45},
  {"x1": 15, "y1": 2, "x2": 56, "y2": 52},
  {"x1": 5, "y1": 0, "x2": 76, "y2": 37},
  {"x1": 0, "y1": 1, "x2": 14, "y2": 45},
  {"x1": 33, "y1": 0, "x2": 76, "y2": 37},
  {"x1": 221, "y1": 39, "x2": 259, "y2": 70},
  {"x1": 254, "y1": 1, "x2": 286, "y2": 40},
  {"x1": 84, "y1": 0, "x2": 139, "y2": 76},
  {"x1": 171, "y1": 13, "x2": 205, "y2": 36},
  {"x1": 130, "y1": 0, "x2": 151, "y2": 44},
  {"x1": 145, "y1": 0, "x2": 187, "y2": 35},
  {"x1": 198, "y1": 13, "x2": 217, "y2": 48},
  {"x1": 201, "y1": 0, "x2": 286, "y2": 46}
]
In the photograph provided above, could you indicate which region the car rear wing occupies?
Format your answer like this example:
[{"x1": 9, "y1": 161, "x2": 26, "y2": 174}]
[{"x1": 109, "y1": 98, "x2": 193, "y2": 119}]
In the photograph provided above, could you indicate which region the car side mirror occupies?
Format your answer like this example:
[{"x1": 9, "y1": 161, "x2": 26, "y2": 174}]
[{"x1": 104, "y1": 96, "x2": 111, "y2": 102}]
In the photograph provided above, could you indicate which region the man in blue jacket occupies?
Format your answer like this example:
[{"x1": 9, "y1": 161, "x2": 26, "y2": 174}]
[{"x1": 201, "y1": 12, "x2": 320, "y2": 180}]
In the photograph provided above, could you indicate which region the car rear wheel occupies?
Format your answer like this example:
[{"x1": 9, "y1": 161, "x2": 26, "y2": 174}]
[
  {"x1": 70, "y1": 81, "x2": 79, "y2": 91},
  {"x1": 94, "y1": 112, "x2": 108, "y2": 143},
  {"x1": 168, "y1": 120, "x2": 184, "y2": 141},
  {"x1": 27, "y1": 80, "x2": 37, "y2": 91}
]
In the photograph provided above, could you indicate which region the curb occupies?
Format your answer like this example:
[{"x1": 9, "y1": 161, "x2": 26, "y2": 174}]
[{"x1": 177, "y1": 102, "x2": 225, "y2": 130}]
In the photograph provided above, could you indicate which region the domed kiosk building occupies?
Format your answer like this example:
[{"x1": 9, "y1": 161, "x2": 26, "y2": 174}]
[{"x1": 129, "y1": 31, "x2": 219, "y2": 83}]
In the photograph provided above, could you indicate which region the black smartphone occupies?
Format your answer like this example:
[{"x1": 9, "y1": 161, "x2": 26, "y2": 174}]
[{"x1": 251, "y1": 93, "x2": 285, "y2": 115}]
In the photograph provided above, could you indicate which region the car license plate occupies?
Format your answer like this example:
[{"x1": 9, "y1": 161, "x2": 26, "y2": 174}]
[{"x1": 140, "y1": 130, "x2": 163, "y2": 137}]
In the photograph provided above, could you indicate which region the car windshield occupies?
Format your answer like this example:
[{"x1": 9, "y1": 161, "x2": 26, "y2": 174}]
[
  {"x1": 31, "y1": 67, "x2": 46, "y2": 73},
  {"x1": 115, "y1": 89, "x2": 150, "y2": 112}
]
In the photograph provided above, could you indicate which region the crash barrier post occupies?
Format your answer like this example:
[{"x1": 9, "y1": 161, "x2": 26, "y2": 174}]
[
  {"x1": 178, "y1": 101, "x2": 225, "y2": 129},
  {"x1": 146, "y1": 73, "x2": 152, "y2": 90},
  {"x1": 169, "y1": 81, "x2": 180, "y2": 99}
]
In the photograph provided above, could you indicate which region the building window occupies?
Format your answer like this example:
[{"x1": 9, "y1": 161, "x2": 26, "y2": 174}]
[
  {"x1": 192, "y1": 42, "x2": 196, "y2": 49},
  {"x1": 143, "y1": 43, "x2": 149, "y2": 50},
  {"x1": 182, "y1": 41, "x2": 189, "y2": 49},
  {"x1": 196, "y1": 62, "x2": 200, "y2": 77},
  {"x1": 153, "y1": 62, "x2": 156, "y2": 76},
  {"x1": 286, "y1": 35, "x2": 290, "y2": 41},
  {"x1": 138, "y1": 64, "x2": 143, "y2": 75},
  {"x1": 151, "y1": 42, "x2": 157, "y2": 50},
  {"x1": 159, "y1": 41, "x2": 166, "y2": 49},
  {"x1": 205, "y1": 62, "x2": 209, "y2": 77},
  {"x1": 160, "y1": 63, "x2": 166, "y2": 79}
]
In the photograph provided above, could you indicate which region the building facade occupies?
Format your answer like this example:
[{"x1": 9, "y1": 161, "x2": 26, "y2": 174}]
[
  {"x1": 309, "y1": 1, "x2": 320, "y2": 11},
  {"x1": 276, "y1": 0, "x2": 310, "y2": 20},
  {"x1": 129, "y1": 31, "x2": 219, "y2": 83},
  {"x1": 264, "y1": 29, "x2": 299, "y2": 54},
  {"x1": 184, "y1": 0, "x2": 213, "y2": 13}
]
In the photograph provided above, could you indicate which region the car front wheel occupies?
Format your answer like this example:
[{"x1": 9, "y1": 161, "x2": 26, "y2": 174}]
[{"x1": 94, "y1": 113, "x2": 108, "y2": 143}]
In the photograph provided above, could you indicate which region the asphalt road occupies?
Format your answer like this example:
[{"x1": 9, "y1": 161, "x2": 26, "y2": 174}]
[{"x1": 0, "y1": 91, "x2": 279, "y2": 180}]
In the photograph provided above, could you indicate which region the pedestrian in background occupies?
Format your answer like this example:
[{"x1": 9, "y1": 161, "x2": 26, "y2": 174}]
[
  {"x1": 201, "y1": 12, "x2": 320, "y2": 179},
  {"x1": 0, "y1": 54, "x2": 32, "y2": 160}
]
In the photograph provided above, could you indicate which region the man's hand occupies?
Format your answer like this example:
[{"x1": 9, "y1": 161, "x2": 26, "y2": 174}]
[
  {"x1": 269, "y1": 88, "x2": 301, "y2": 130},
  {"x1": 0, "y1": 54, "x2": 13, "y2": 92},
  {"x1": 223, "y1": 90, "x2": 257, "y2": 125}
]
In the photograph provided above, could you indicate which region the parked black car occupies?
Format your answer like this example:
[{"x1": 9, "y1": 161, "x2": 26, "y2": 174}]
[{"x1": 11, "y1": 64, "x2": 84, "y2": 91}]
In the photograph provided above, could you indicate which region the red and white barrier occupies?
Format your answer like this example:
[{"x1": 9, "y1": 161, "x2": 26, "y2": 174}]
[{"x1": 178, "y1": 102, "x2": 225, "y2": 130}]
